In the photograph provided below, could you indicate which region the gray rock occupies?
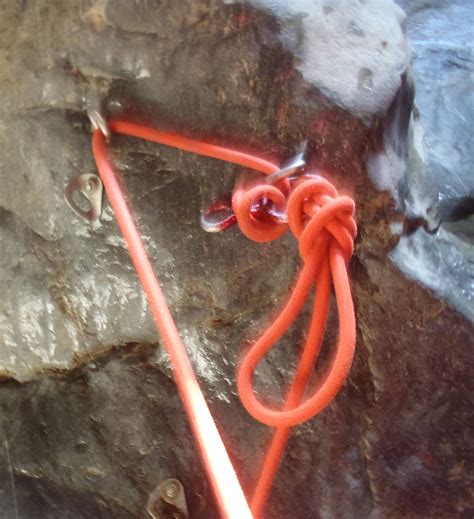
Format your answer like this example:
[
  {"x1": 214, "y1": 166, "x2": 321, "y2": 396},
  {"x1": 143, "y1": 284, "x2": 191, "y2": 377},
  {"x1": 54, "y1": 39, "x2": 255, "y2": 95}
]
[
  {"x1": 390, "y1": 0, "x2": 474, "y2": 321},
  {"x1": 0, "y1": 0, "x2": 411, "y2": 382},
  {"x1": 230, "y1": 0, "x2": 409, "y2": 119},
  {"x1": 0, "y1": 1, "x2": 473, "y2": 518}
]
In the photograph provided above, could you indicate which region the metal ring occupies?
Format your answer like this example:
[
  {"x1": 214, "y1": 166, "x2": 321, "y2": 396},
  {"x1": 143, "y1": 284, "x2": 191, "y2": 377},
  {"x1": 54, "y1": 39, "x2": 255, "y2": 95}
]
[
  {"x1": 200, "y1": 199, "x2": 237, "y2": 233},
  {"x1": 265, "y1": 142, "x2": 307, "y2": 185}
]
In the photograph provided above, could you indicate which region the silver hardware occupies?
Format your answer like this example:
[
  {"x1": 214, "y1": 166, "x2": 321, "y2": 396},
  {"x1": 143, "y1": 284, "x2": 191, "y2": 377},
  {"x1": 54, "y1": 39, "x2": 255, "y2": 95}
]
[
  {"x1": 87, "y1": 108, "x2": 111, "y2": 141},
  {"x1": 64, "y1": 173, "x2": 103, "y2": 222},
  {"x1": 147, "y1": 479, "x2": 188, "y2": 519},
  {"x1": 164, "y1": 481, "x2": 179, "y2": 499},
  {"x1": 265, "y1": 142, "x2": 307, "y2": 184}
]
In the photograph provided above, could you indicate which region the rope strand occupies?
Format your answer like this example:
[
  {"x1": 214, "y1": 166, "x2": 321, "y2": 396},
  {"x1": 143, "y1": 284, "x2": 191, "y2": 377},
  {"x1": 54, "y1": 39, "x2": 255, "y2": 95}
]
[{"x1": 92, "y1": 128, "x2": 253, "y2": 519}]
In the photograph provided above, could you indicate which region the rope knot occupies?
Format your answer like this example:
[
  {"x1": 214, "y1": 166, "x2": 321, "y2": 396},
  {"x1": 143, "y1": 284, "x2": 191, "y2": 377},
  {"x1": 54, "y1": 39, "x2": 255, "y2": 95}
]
[
  {"x1": 287, "y1": 177, "x2": 357, "y2": 263},
  {"x1": 235, "y1": 172, "x2": 357, "y2": 433}
]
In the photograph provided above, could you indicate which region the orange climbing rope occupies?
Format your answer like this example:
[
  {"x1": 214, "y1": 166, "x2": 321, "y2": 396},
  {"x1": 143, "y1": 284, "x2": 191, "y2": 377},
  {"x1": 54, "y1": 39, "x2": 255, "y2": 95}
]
[
  {"x1": 91, "y1": 120, "x2": 357, "y2": 518},
  {"x1": 233, "y1": 175, "x2": 357, "y2": 516}
]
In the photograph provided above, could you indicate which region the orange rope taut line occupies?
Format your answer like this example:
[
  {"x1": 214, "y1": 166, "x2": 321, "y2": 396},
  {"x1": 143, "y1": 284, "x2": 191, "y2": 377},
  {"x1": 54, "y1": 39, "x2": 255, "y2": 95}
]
[
  {"x1": 92, "y1": 124, "x2": 255, "y2": 519},
  {"x1": 91, "y1": 120, "x2": 357, "y2": 518}
]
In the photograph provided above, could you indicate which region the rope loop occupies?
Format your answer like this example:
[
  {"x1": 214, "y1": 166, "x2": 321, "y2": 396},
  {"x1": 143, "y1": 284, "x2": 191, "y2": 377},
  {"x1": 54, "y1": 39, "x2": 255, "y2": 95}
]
[{"x1": 234, "y1": 174, "x2": 357, "y2": 430}]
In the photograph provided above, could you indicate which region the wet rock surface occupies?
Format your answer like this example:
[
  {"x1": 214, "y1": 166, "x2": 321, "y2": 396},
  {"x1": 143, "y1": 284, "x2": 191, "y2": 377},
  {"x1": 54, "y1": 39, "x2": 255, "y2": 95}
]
[{"x1": 0, "y1": 1, "x2": 473, "y2": 518}]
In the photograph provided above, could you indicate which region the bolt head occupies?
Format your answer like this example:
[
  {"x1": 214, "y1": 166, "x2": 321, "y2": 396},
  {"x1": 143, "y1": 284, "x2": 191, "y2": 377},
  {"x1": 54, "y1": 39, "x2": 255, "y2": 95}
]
[
  {"x1": 165, "y1": 481, "x2": 179, "y2": 499},
  {"x1": 85, "y1": 177, "x2": 98, "y2": 192}
]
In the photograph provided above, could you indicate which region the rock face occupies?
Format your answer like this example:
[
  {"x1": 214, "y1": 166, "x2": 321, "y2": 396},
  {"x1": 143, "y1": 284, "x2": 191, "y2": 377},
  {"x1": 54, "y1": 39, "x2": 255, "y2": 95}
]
[
  {"x1": 0, "y1": 1, "x2": 472, "y2": 518},
  {"x1": 391, "y1": 0, "x2": 474, "y2": 322}
]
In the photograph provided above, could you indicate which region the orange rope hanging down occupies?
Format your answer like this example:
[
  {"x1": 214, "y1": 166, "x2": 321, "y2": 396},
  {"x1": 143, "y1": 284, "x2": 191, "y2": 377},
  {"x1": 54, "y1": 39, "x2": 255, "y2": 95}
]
[{"x1": 91, "y1": 120, "x2": 357, "y2": 518}]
